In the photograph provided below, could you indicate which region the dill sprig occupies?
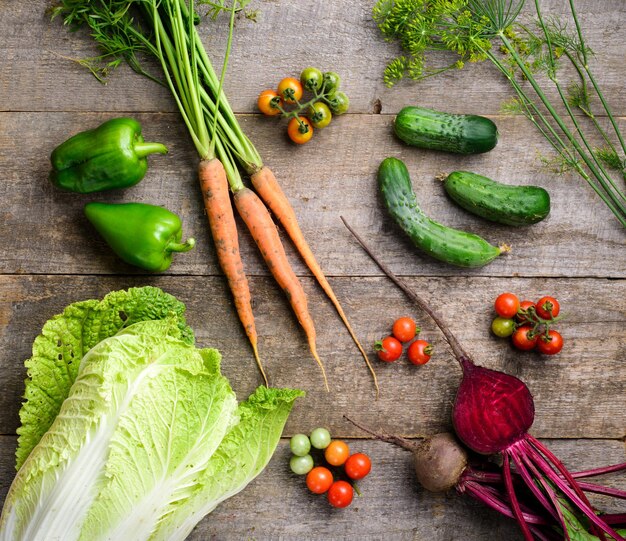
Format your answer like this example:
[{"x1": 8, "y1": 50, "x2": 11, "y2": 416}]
[{"x1": 373, "y1": 0, "x2": 626, "y2": 227}]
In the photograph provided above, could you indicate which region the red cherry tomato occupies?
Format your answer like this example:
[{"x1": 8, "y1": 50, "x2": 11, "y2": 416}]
[
  {"x1": 537, "y1": 330, "x2": 564, "y2": 355},
  {"x1": 517, "y1": 300, "x2": 535, "y2": 323},
  {"x1": 512, "y1": 325, "x2": 538, "y2": 351},
  {"x1": 535, "y1": 296, "x2": 560, "y2": 319},
  {"x1": 392, "y1": 317, "x2": 418, "y2": 342},
  {"x1": 407, "y1": 339, "x2": 432, "y2": 365},
  {"x1": 324, "y1": 440, "x2": 350, "y2": 466},
  {"x1": 375, "y1": 336, "x2": 402, "y2": 362},
  {"x1": 344, "y1": 453, "x2": 372, "y2": 480},
  {"x1": 306, "y1": 466, "x2": 333, "y2": 494},
  {"x1": 494, "y1": 292, "x2": 520, "y2": 319},
  {"x1": 327, "y1": 480, "x2": 354, "y2": 508}
]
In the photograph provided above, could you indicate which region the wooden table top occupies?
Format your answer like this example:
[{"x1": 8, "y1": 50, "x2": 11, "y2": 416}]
[{"x1": 1, "y1": 0, "x2": 624, "y2": 539}]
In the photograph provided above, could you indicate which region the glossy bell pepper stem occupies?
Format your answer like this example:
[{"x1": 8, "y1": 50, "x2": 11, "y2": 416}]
[
  {"x1": 134, "y1": 141, "x2": 168, "y2": 158},
  {"x1": 166, "y1": 238, "x2": 196, "y2": 253}
]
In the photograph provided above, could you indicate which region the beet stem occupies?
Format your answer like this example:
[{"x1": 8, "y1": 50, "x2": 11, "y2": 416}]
[
  {"x1": 526, "y1": 434, "x2": 605, "y2": 528},
  {"x1": 463, "y1": 481, "x2": 549, "y2": 525},
  {"x1": 576, "y1": 481, "x2": 626, "y2": 500},
  {"x1": 503, "y1": 453, "x2": 535, "y2": 541},
  {"x1": 341, "y1": 217, "x2": 471, "y2": 365},
  {"x1": 343, "y1": 415, "x2": 420, "y2": 452},
  {"x1": 510, "y1": 446, "x2": 562, "y2": 524},
  {"x1": 572, "y1": 462, "x2": 626, "y2": 479},
  {"x1": 525, "y1": 440, "x2": 623, "y2": 540}
]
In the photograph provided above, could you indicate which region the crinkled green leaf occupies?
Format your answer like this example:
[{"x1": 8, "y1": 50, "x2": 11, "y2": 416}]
[
  {"x1": 149, "y1": 385, "x2": 305, "y2": 541},
  {"x1": 1, "y1": 319, "x2": 235, "y2": 541},
  {"x1": 16, "y1": 286, "x2": 191, "y2": 470}
]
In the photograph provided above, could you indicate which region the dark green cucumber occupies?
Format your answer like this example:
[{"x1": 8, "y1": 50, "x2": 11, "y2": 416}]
[
  {"x1": 444, "y1": 171, "x2": 550, "y2": 226},
  {"x1": 378, "y1": 158, "x2": 506, "y2": 268},
  {"x1": 394, "y1": 106, "x2": 498, "y2": 154}
]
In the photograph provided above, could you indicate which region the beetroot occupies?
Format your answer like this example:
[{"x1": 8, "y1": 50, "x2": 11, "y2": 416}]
[{"x1": 342, "y1": 218, "x2": 625, "y2": 541}]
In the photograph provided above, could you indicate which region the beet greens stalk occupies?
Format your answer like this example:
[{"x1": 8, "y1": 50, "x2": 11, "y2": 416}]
[{"x1": 341, "y1": 217, "x2": 625, "y2": 541}]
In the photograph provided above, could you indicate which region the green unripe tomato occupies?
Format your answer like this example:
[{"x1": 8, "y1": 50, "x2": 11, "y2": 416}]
[
  {"x1": 323, "y1": 71, "x2": 341, "y2": 94},
  {"x1": 300, "y1": 67, "x2": 323, "y2": 92},
  {"x1": 290, "y1": 454, "x2": 314, "y2": 475},
  {"x1": 491, "y1": 317, "x2": 515, "y2": 338},
  {"x1": 310, "y1": 427, "x2": 331, "y2": 449},
  {"x1": 290, "y1": 433, "x2": 311, "y2": 456},
  {"x1": 327, "y1": 91, "x2": 349, "y2": 115},
  {"x1": 309, "y1": 102, "x2": 332, "y2": 129}
]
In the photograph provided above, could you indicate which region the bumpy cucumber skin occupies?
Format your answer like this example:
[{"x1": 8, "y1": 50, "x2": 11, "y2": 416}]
[
  {"x1": 394, "y1": 106, "x2": 498, "y2": 154},
  {"x1": 444, "y1": 171, "x2": 551, "y2": 226},
  {"x1": 378, "y1": 158, "x2": 502, "y2": 268}
]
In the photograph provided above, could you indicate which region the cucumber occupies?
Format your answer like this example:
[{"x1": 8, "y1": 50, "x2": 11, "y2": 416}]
[
  {"x1": 394, "y1": 106, "x2": 498, "y2": 154},
  {"x1": 443, "y1": 171, "x2": 550, "y2": 226},
  {"x1": 378, "y1": 158, "x2": 506, "y2": 268}
]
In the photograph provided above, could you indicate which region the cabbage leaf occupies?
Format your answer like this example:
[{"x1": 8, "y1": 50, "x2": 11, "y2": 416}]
[
  {"x1": 2, "y1": 292, "x2": 303, "y2": 541},
  {"x1": 16, "y1": 286, "x2": 192, "y2": 470}
]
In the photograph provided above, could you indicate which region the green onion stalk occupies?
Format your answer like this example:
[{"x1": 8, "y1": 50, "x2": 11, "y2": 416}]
[{"x1": 374, "y1": 0, "x2": 626, "y2": 227}]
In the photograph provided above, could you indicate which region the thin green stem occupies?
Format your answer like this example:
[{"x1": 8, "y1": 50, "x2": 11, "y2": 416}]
[
  {"x1": 533, "y1": 1, "x2": 626, "y2": 208},
  {"x1": 567, "y1": 0, "x2": 626, "y2": 157},
  {"x1": 498, "y1": 32, "x2": 626, "y2": 223},
  {"x1": 208, "y1": 0, "x2": 237, "y2": 157}
]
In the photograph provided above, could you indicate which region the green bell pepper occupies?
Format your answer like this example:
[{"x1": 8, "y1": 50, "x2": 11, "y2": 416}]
[
  {"x1": 50, "y1": 118, "x2": 168, "y2": 193},
  {"x1": 84, "y1": 202, "x2": 195, "y2": 272}
]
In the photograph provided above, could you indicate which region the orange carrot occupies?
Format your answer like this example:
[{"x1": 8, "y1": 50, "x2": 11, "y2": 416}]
[
  {"x1": 233, "y1": 186, "x2": 329, "y2": 390},
  {"x1": 198, "y1": 159, "x2": 268, "y2": 386},
  {"x1": 251, "y1": 166, "x2": 378, "y2": 396}
]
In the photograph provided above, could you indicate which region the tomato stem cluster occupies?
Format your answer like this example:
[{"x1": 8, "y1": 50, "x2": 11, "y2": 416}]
[
  {"x1": 492, "y1": 293, "x2": 564, "y2": 355},
  {"x1": 257, "y1": 67, "x2": 350, "y2": 144}
]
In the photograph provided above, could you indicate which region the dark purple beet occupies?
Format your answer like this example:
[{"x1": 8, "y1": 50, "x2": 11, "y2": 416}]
[{"x1": 453, "y1": 359, "x2": 535, "y2": 455}]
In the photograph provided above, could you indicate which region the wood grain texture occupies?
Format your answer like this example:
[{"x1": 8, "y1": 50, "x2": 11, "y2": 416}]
[
  {"x1": 0, "y1": 436, "x2": 623, "y2": 541},
  {"x1": 1, "y1": 0, "x2": 625, "y2": 538},
  {"x1": 2, "y1": 0, "x2": 625, "y2": 116},
  {"x1": 1, "y1": 112, "x2": 624, "y2": 277},
  {"x1": 1, "y1": 275, "x2": 624, "y2": 439}
]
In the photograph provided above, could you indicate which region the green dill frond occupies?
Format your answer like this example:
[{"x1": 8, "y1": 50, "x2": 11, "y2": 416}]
[
  {"x1": 595, "y1": 147, "x2": 626, "y2": 173},
  {"x1": 537, "y1": 150, "x2": 578, "y2": 175},
  {"x1": 384, "y1": 56, "x2": 409, "y2": 87},
  {"x1": 567, "y1": 82, "x2": 591, "y2": 112},
  {"x1": 500, "y1": 97, "x2": 524, "y2": 115}
]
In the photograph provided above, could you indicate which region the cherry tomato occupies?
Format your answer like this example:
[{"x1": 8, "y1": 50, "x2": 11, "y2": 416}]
[
  {"x1": 491, "y1": 317, "x2": 515, "y2": 338},
  {"x1": 327, "y1": 480, "x2": 354, "y2": 508},
  {"x1": 392, "y1": 316, "x2": 418, "y2": 342},
  {"x1": 324, "y1": 440, "x2": 350, "y2": 466},
  {"x1": 300, "y1": 67, "x2": 323, "y2": 91},
  {"x1": 512, "y1": 325, "x2": 538, "y2": 351},
  {"x1": 375, "y1": 336, "x2": 403, "y2": 362},
  {"x1": 517, "y1": 300, "x2": 535, "y2": 323},
  {"x1": 344, "y1": 453, "x2": 371, "y2": 480},
  {"x1": 407, "y1": 339, "x2": 432, "y2": 365},
  {"x1": 308, "y1": 101, "x2": 332, "y2": 129},
  {"x1": 287, "y1": 116, "x2": 313, "y2": 144},
  {"x1": 537, "y1": 330, "x2": 564, "y2": 355},
  {"x1": 494, "y1": 292, "x2": 520, "y2": 319},
  {"x1": 277, "y1": 77, "x2": 303, "y2": 104},
  {"x1": 326, "y1": 91, "x2": 349, "y2": 115},
  {"x1": 306, "y1": 466, "x2": 333, "y2": 494},
  {"x1": 322, "y1": 71, "x2": 341, "y2": 93},
  {"x1": 257, "y1": 89, "x2": 282, "y2": 116},
  {"x1": 535, "y1": 296, "x2": 560, "y2": 319}
]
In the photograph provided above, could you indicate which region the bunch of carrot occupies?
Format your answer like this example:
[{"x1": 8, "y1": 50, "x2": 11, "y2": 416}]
[{"x1": 54, "y1": 0, "x2": 378, "y2": 392}]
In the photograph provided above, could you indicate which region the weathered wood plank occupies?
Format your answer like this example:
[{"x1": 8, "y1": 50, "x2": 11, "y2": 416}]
[
  {"x1": 0, "y1": 435, "x2": 623, "y2": 540},
  {"x1": 1, "y1": 112, "x2": 624, "y2": 277},
  {"x1": 1, "y1": 275, "x2": 624, "y2": 439},
  {"x1": 2, "y1": 0, "x2": 625, "y2": 117}
]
